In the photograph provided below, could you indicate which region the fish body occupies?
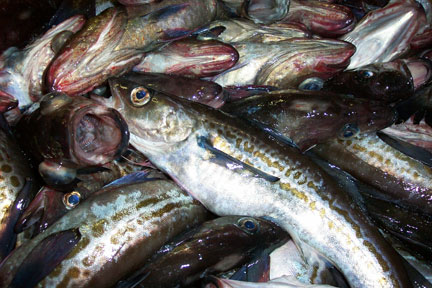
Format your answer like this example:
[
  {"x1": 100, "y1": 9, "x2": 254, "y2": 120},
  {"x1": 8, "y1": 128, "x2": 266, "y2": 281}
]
[
  {"x1": 209, "y1": 39, "x2": 355, "y2": 89},
  {"x1": 341, "y1": 0, "x2": 427, "y2": 69},
  {"x1": 205, "y1": 275, "x2": 337, "y2": 288},
  {"x1": 108, "y1": 84, "x2": 410, "y2": 287},
  {"x1": 312, "y1": 133, "x2": 432, "y2": 215},
  {"x1": 222, "y1": 89, "x2": 396, "y2": 151},
  {"x1": 0, "y1": 128, "x2": 36, "y2": 261},
  {"x1": 120, "y1": 216, "x2": 288, "y2": 288},
  {"x1": 0, "y1": 179, "x2": 208, "y2": 287},
  {"x1": 242, "y1": 0, "x2": 290, "y2": 24}
]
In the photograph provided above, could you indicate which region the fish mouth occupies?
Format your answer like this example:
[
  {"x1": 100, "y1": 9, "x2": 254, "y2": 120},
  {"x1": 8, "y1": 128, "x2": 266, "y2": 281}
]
[{"x1": 71, "y1": 106, "x2": 129, "y2": 166}]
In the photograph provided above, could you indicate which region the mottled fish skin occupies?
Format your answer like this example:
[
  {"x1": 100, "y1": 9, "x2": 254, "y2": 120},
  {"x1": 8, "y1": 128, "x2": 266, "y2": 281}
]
[
  {"x1": 0, "y1": 128, "x2": 36, "y2": 261},
  {"x1": 312, "y1": 133, "x2": 432, "y2": 215},
  {"x1": 197, "y1": 18, "x2": 310, "y2": 43},
  {"x1": 0, "y1": 179, "x2": 208, "y2": 287},
  {"x1": 0, "y1": 15, "x2": 85, "y2": 109},
  {"x1": 222, "y1": 89, "x2": 396, "y2": 151},
  {"x1": 133, "y1": 38, "x2": 239, "y2": 78},
  {"x1": 341, "y1": 0, "x2": 427, "y2": 69},
  {"x1": 120, "y1": 216, "x2": 288, "y2": 288},
  {"x1": 108, "y1": 89, "x2": 410, "y2": 288},
  {"x1": 209, "y1": 38, "x2": 355, "y2": 89},
  {"x1": 281, "y1": 0, "x2": 356, "y2": 38}
]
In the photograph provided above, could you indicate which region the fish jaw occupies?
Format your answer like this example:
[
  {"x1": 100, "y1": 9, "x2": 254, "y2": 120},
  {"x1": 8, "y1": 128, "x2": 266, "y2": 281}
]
[
  {"x1": 283, "y1": 0, "x2": 356, "y2": 38},
  {"x1": 0, "y1": 15, "x2": 85, "y2": 108},
  {"x1": 47, "y1": 7, "x2": 143, "y2": 96},
  {"x1": 257, "y1": 39, "x2": 355, "y2": 88},
  {"x1": 342, "y1": 0, "x2": 427, "y2": 69}
]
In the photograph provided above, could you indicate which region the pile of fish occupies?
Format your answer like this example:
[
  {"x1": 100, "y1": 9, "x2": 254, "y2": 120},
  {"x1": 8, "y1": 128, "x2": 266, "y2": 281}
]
[{"x1": 0, "y1": 0, "x2": 431, "y2": 287}]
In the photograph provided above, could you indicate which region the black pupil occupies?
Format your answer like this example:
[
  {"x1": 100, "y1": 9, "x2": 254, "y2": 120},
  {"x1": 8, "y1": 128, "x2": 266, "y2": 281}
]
[
  {"x1": 244, "y1": 220, "x2": 255, "y2": 230},
  {"x1": 344, "y1": 130, "x2": 354, "y2": 138},
  {"x1": 362, "y1": 71, "x2": 373, "y2": 78},
  {"x1": 303, "y1": 82, "x2": 321, "y2": 91},
  {"x1": 136, "y1": 90, "x2": 147, "y2": 100}
]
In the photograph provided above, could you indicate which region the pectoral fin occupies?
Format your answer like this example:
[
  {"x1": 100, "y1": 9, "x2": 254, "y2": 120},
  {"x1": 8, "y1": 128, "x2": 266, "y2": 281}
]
[
  {"x1": 197, "y1": 136, "x2": 279, "y2": 182},
  {"x1": 10, "y1": 228, "x2": 81, "y2": 288}
]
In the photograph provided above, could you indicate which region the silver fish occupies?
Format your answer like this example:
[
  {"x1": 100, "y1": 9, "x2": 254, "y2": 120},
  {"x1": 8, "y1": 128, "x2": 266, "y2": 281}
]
[{"x1": 107, "y1": 83, "x2": 410, "y2": 288}]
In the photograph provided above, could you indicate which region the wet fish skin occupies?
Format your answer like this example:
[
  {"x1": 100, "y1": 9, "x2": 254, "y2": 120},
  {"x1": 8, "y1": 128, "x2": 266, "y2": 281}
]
[
  {"x1": 341, "y1": 0, "x2": 427, "y2": 69},
  {"x1": 197, "y1": 18, "x2": 310, "y2": 43},
  {"x1": 312, "y1": 133, "x2": 432, "y2": 215},
  {"x1": 0, "y1": 15, "x2": 85, "y2": 109},
  {"x1": 205, "y1": 275, "x2": 337, "y2": 288},
  {"x1": 109, "y1": 88, "x2": 410, "y2": 287},
  {"x1": 323, "y1": 60, "x2": 415, "y2": 103},
  {"x1": 209, "y1": 39, "x2": 355, "y2": 89},
  {"x1": 14, "y1": 93, "x2": 129, "y2": 185},
  {"x1": 133, "y1": 38, "x2": 239, "y2": 78},
  {"x1": 0, "y1": 179, "x2": 209, "y2": 287},
  {"x1": 119, "y1": 216, "x2": 288, "y2": 288},
  {"x1": 281, "y1": 0, "x2": 356, "y2": 38},
  {"x1": 0, "y1": 128, "x2": 36, "y2": 262},
  {"x1": 222, "y1": 89, "x2": 396, "y2": 151},
  {"x1": 242, "y1": 0, "x2": 290, "y2": 24}
]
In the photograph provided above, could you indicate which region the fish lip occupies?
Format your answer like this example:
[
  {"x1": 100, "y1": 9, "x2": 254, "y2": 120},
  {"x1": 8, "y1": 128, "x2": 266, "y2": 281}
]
[{"x1": 70, "y1": 105, "x2": 129, "y2": 166}]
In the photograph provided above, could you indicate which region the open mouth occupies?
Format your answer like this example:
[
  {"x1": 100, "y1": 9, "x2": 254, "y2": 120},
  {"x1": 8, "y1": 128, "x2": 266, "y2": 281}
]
[{"x1": 72, "y1": 107, "x2": 129, "y2": 165}]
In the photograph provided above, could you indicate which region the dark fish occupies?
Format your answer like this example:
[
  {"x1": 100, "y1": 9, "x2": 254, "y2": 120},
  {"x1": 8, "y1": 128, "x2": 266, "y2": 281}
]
[
  {"x1": 222, "y1": 89, "x2": 396, "y2": 151},
  {"x1": 209, "y1": 39, "x2": 355, "y2": 89},
  {"x1": 341, "y1": 0, "x2": 427, "y2": 69},
  {"x1": 133, "y1": 38, "x2": 239, "y2": 78},
  {"x1": 312, "y1": 133, "x2": 432, "y2": 215},
  {"x1": 0, "y1": 179, "x2": 209, "y2": 287},
  {"x1": 323, "y1": 60, "x2": 415, "y2": 103},
  {"x1": 118, "y1": 216, "x2": 288, "y2": 288},
  {"x1": 14, "y1": 93, "x2": 129, "y2": 186},
  {"x1": 47, "y1": 0, "x2": 221, "y2": 95},
  {"x1": 280, "y1": 0, "x2": 356, "y2": 37},
  {"x1": 111, "y1": 73, "x2": 226, "y2": 108},
  {"x1": 108, "y1": 83, "x2": 411, "y2": 287}
]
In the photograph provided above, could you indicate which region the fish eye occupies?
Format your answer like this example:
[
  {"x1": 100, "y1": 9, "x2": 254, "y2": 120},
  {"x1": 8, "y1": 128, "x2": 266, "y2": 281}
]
[
  {"x1": 63, "y1": 191, "x2": 81, "y2": 210},
  {"x1": 360, "y1": 70, "x2": 374, "y2": 79},
  {"x1": 130, "y1": 87, "x2": 151, "y2": 107},
  {"x1": 298, "y1": 77, "x2": 324, "y2": 91},
  {"x1": 238, "y1": 217, "x2": 259, "y2": 234},
  {"x1": 339, "y1": 123, "x2": 360, "y2": 140}
]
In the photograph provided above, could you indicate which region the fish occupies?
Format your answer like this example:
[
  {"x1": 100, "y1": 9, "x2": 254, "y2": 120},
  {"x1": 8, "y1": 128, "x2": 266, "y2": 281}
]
[
  {"x1": 208, "y1": 39, "x2": 355, "y2": 89},
  {"x1": 14, "y1": 92, "x2": 129, "y2": 186},
  {"x1": 0, "y1": 179, "x2": 209, "y2": 287},
  {"x1": 341, "y1": 0, "x2": 427, "y2": 69},
  {"x1": 242, "y1": 0, "x2": 290, "y2": 24},
  {"x1": 117, "y1": 216, "x2": 288, "y2": 288},
  {"x1": 323, "y1": 60, "x2": 415, "y2": 103},
  {"x1": 108, "y1": 83, "x2": 411, "y2": 287},
  {"x1": 111, "y1": 73, "x2": 227, "y2": 108},
  {"x1": 222, "y1": 89, "x2": 396, "y2": 151},
  {"x1": 132, "y1": 38, "x2": 239, "y2": 78},
  {"x1": 118, "y1": 0, "x2": 160, "y2": 5},
  {"x1": 47, "y1": 0, "x2": 221, "y2": 96},
  {"x1": 280, "y1": 0, "x2": 356, "y2": 37},
  {"x1": 0, "y1": 15, "x2": 85, "y2": 110},
  {"x1": 197, "y1": 19, "x2": 310, "y2": 43},
  {"x1": 0, "y1": 128, "x2": 37, "y2": 262},
  {"x1": 311, "y1": 133, "x2": 432, "y2": 215},
  {"x1": 204, "y1": 275, "x2": 337, "y2": 288}
]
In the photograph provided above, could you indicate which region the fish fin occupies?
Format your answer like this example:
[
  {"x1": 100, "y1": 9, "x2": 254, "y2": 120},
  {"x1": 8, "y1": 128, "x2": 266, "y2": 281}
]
[
  {"x1": 10, "y1": 228, "x2": 81, "y2": 288},
  {"x1": 377, "y1": 132, "x2": 432, "y2": 167},
  {"x1": 197, "y1": 136, "x2": 280, "y2": 182},
  {"x1": 0, "y1": 179, "x2": 33, "y2": 261},
  {"x1": 230, "y1": 254, "x2": 271, "y2": 282},
  {"x1": 246, "y1": 119, "x2": 299, "y2": 150},
  {"x1": 400, "y1": 256, "x2": 432, "y2": 288},
  {"x1": 103, "y1": 171, "x2": 161, "y2": 188}
]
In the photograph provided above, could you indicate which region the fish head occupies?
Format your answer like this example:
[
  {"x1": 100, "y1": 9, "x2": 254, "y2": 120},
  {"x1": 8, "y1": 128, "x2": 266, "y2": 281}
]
[
  {"x1": 323, "y1": 61, "x2": 414, "y2": 102},
  {"x1": 32, "y1": 93, "x2": 130, "y2": 166},
  {"x1": 109, "y1": 77, "x2": 196, "y2": 148}
]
